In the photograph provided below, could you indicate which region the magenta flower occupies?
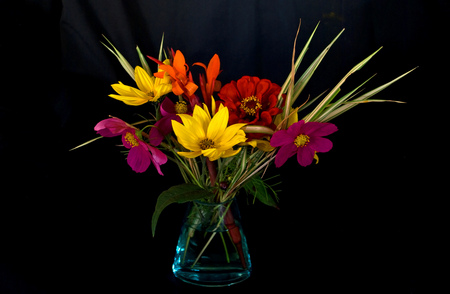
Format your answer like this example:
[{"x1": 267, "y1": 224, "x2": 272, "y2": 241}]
[
  {"x1": 148, "y1": 97, "x2": 192, "y2": 145},
  {"x1": 270, "y1": 120, "x2": 338, "y2": 167},
  {"x1": 94, "y1": 117, "x2": 168, "y2": 174}
]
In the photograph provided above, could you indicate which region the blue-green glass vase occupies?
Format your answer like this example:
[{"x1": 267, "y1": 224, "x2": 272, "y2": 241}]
[{"x1": 172, "y1": 199, "x2": 252, "y2": 287}]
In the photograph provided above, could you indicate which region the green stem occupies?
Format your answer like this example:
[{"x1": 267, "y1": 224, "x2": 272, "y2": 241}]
[
  {"x1": 191, "y1": 232, "x2": 216, "y2": 269},
  {"x1": 182, "y1": 234, "x2": 191, "y2": 264},
  {"x1": 219, "y1": 232, "x2": 231, "y2": 264},
  {"x1": 190, "y1": 201, "x2": 233, "y2": 268}
]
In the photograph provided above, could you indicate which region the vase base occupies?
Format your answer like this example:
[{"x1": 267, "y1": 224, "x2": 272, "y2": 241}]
[{"x1": 173, "y1": 267, "x2": 251, "y2": 287}]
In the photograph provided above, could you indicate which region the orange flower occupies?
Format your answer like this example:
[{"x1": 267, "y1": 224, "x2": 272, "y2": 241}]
[
  {"x1": 193, "y1": 54, "x2": 222, "y2": 110},
  {"x1": 153, "y1": 50, "x2": 198, "y2": 97}
]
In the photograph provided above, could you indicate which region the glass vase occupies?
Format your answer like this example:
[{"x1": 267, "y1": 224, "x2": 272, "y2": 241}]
[{"x1": 172, "y1": 198, "x2": 252, "y2": 287}]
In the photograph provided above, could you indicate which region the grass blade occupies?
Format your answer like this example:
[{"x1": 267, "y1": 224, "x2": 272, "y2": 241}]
[
  {"x1": 303, "y1": 47, "x2": 383, "y2": 122},
  {"x1": 319, "y1": 67, "x2": 418, "y2": 122},
  {"x1": 69, "y1": 136, "x2": 103, "y2": 151},
  {"x1": 101, "y1": 35, "x2": 135, "y2": 80},
  {"x1": 136, "y1": 45, "x2": 152, "y2": 76},
  {"x1": 277, "y1": 21, "x2": 320, "y2": 104},
  {"x1": 315, "y1": 74, "x2": 376, "y2": 122},
  {"x1": 291, "y1": 28, "x2": 345, "y2": 107},
  {"x1": 158, "y1": 33, "x2": 165, "y2": 62}
]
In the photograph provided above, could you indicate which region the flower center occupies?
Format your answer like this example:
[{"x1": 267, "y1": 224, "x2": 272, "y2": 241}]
[
  {"x1": 199, "y1": 138, "x2": 215, "y2": 150},
  {"x1": 174, "y1": 101, "x2": 188, "y2": 114},
  {"x1": 294, "y1": 134, "x2": 310, "y2": 148},
  {"x1": 240, "y1": 95, "x2": 262, "y2": 116},
  {"x1": 124, "y1": 132, "x2": 139, "y2": 147}
]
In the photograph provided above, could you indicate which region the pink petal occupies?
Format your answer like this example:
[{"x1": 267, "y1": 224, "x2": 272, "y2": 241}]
[
  {"x1": 302, "y1": 122, "x2": 338, "y2": 137},
  {"x1": 147, "y1": 145, "x2": 168, "y2": 176},
  {"x1": 287, "y1": 120, "x2": 306, "y2": 137},
  {"x1": 148, "y1": 127, "x2": 164, "y2": 146},
  {"x1": 147, "y1": 145, "x2": 168, "y2": 166},
  {"x1": 94, "y1": 118, "x2": 130, "y2": 137},
  {"x1": 270, "y1": 129, "x2": 295, "y2": 147},
  {"x1": 148, "y1": 115, "x2": 180, "y2": 146},
  {"x1": 297, "y1": 146, "x2": 315, "y2": 167},
  {"x1": 274, "y1": 143, "x2": 297, "y2": 168},
  {"x1": 160, "y1": 97, "x2": 176, "y2": 117},
  {"x1": 127, "y1": 145, "x2": 151, "y2": 173},
  {"x1": 308, "y1": 137, "x2": 333, "y2": 153}
]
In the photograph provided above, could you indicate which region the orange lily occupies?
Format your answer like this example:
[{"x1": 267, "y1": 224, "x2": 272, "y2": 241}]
[
  {"x1": 152, "y1": 50, "x2": 198, "y2": 97},
  {"x1": 193, "y1": 54, "x2": 221, "y2": 110}
]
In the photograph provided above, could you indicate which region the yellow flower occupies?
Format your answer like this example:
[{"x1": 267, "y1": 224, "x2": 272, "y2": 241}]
[
  {"x1": 109, "y1": 63, "x2": 172, "y2": 106},
  {"x1": 242, "y1": 138, "x2": 275, "y2": 152},
  {"x1": 172, "y1": 104, "x2": 247, "y2": 161}
]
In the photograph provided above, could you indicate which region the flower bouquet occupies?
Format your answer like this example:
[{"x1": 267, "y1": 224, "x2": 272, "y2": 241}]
[{"x1": 72, "y1": 22, "x2": 415, "y2": 287}]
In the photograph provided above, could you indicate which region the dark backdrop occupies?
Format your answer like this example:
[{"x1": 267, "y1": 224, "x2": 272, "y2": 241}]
[{"x1": 1, "y1": 0, "x2": 446, "y2": 293}]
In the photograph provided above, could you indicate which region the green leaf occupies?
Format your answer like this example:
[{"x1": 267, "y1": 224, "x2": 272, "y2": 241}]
[
  {"x1": 151, "y1": 184, "x2": 213, "y2": 237},
  {"x1": 243, "y1": 177, "x2": 279, "y2": 209}
]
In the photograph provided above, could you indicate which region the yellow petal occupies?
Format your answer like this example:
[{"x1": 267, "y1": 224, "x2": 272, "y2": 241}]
[
  {"x1": 251, "y1": 139, "x2": 275, "y2": 152},
  {"x1": 178, "y1": 113, "x2": 205, "y2": 139},
  {"x1": 219, "y1": 129, "x2": 247, "y2": 150},
  {"x1": 211, "y1": 96, "x2": 216, "y2": 115},
  {"x1": 129, "y1": 86, "x2": 150, "y2": 100},
  {"x1": 192, "y1": 105, "x2": 211, "y2": 135},
  {"x1": 172, "y1": 120, "x2": 201, "y2": 151},
  {"x1": 314, "y1": 152, "x2": 319, "y2": 164},
  {"x1": 177, "y1": 151, "x2": 202, "y2": 159},
  {"x1": 215, "y1": 123, "x2": 246, "y2": 147},
  {"x1": 207, "y1": 106, "x2": 228, "y2": 141},
  {"x1": 241, "y1": 140, "x2": 258, "y2": 148},
  {"x1": 200, "y1": 148, "x2": 227, "y2": 161},
  {"x1": 153, "y1": 86, "x2": 171, "y2": 101},
  {"x1": 221, "y1": 148, "x2": 242, "y2": 158},
  {"x1": 108, "y1": 94, "x2": 148, "y2": 106},
  {"x1": 135, "y1": 66, "x2": 154, "y2": 94},
  {"x1": 111, "y1": 82, "x2": 136, "y2": 96}
]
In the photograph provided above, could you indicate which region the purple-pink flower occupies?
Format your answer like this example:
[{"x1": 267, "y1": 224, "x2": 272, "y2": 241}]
[
  {"x1": 270, "y1": 120, "x2": 338, "y2": 167},
  {"x1": 148, "y1": 97, "x2": 192, "y2": 146},
  {"x1": 94, "y1": 117, "x2": 168, "y2": 174}
]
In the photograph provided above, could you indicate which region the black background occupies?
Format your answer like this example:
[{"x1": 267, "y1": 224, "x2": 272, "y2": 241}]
[{"x1": 0, "y1": 0, "x2": 446, "y2": 293}]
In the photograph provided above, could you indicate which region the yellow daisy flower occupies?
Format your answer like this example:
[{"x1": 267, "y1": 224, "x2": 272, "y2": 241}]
[
  {"x1": 172, "y1": 104, "x2": 247, "y2": 161},
  {"x1": 109, "y1": 63, "x2": 172, "y2": 106}
]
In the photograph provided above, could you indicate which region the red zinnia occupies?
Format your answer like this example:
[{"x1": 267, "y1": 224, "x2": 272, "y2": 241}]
[{"x1": 218, "y1": 76, "x2": 282, "y2": 139}]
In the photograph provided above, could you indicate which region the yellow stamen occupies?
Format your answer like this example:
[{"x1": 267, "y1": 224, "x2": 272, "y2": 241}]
[
  {"x1": 174, "y1": 101, "x2": 188, "y2": 114},
  {"x1": 124, "y1": 132, "x2": 139, "y2": 147},
  {"x1": 294, "y1": 134, "x2": 310, "y2": 147},
  {"x1": 240, "y1": 95, "x2": 262, "y2": 116}
]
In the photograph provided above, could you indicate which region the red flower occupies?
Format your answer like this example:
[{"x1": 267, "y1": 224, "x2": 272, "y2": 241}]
[{"x1": 218, "y1": 76, "x2": 282, "y2": 139}]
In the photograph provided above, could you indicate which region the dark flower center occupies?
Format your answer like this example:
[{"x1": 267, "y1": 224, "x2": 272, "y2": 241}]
[
  {"x1": 199, "y1": 138, "x2": 215, "y2": 150},
  {"x1": 240, "y1": 95, "x2": 262, "y2": 116}
]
